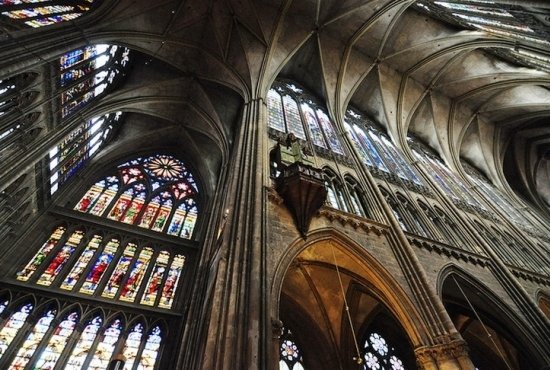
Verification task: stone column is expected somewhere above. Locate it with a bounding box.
[415,340,474,370]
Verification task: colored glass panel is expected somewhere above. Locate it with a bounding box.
[76,154,199,237]
[141,251,170,306]
[151,200,171,233]
[282,95,306,140]
[159,254,185,309]
[34,312,78,369]
[60,235,102,290]
[37,230,84,286]
[50,112,123,195]
[316,109,344,154]
[120,248,153,302]
[102,243,136,299]
[88,319,122,370]
[180,204,197,239]
[301,104,326,148]
[65,316,102,370]
[9,309,56,369]
[0,1,93,28]
[122,323,143,370]
[0,303,33,360]
[267,89,285,132]
[138,326,162,370]
[0,300,7,314]
[16,226,65,281]
[354,125,389,173]
[344,122,372,166]
[80,239,120,294]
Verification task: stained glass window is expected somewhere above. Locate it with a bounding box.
[10,308,56,369]
[267,80,345,156]
[59,45,130,118]
[122,323,143,370]
[408,136,483,211]
[0,303,33,360]
[0,1,95,28]
[345,108,422,186]
[65,316,102,369]
[16,226,65,281]
[15,226,186,310]
[49,112,123,195]
[279,334,306,370]
[88,319,122,369]
[138,326,162,370]
[34,311,79,369]
[80,238,120,294]
[36,229,85,286]
[75,154,200,239]
[461,160,543,234]
[362,332,405,370]
[0,302,166,370]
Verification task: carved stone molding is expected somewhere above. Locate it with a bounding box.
[415,340,471,369]
[318,207,388,236]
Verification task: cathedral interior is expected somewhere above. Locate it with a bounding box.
[0,0,549,369]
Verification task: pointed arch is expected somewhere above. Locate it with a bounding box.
[272,229,429,351]
[437,264,548,369]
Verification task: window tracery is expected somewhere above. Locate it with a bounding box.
[59,45,130,118]
[344,108,423,189]
[15,225,187,310]
[408,136,486,214]
[279,329,305,370]
[0,0,95,28]
[267,80,345,159]
[48,112,123,195]
[362,332,406,370]
[323,170,349,213]
[0,300,165,370]
[75,154,199,239]
[345,176,370,218]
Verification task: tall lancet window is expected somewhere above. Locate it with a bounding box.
[0,1,96,28]
[75,154,199,239]
[461,160,543,235]
[59,44,130,118]
[344,108,423,187]
[267,80,345,157]
[408,136,484,212]
[48,111,123,195]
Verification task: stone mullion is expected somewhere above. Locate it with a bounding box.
[336,119,460,345]
[410,161,550,362]
[200,98,264,370]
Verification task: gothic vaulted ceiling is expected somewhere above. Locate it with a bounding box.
[6,0,549,211]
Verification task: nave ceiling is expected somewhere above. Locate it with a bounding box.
[4,0,549,211]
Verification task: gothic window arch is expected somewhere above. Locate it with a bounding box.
[408,136,485,213]
[75,154,199,239]
[395,193,430,238]
[430,205,469,250]
[0,296,166,369]
[48,111,123,195]
[461,160,544,236]
[279,328,306,370]
[267,80,345,158]
[345,176,370,218]
[323,169,349,212]
[59,44,130,118]
[379,187,409,232]
[0,1,97,28]
[344,108,423,187]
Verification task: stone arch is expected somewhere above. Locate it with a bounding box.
[437,264,547,369]
[271,229,428,369]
